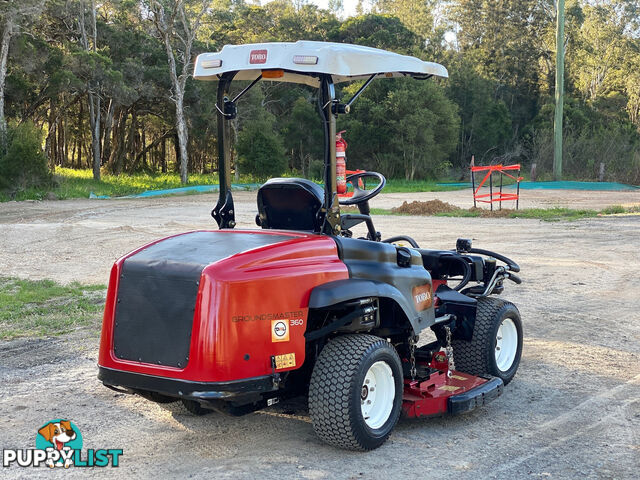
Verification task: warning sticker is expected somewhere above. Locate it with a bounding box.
[450,375,467,381]
[271,319,289,342]
[274,353,296,369]
[437,385,461,392]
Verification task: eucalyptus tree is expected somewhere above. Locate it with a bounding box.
[78,0,101,179]
[147,0,211,184]
[0,0,46,153]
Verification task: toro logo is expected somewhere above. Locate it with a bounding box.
[271,319,289,342]
[412,284,433,311]
[249,49,267,64]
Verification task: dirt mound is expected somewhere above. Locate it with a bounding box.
[392,199,458,215]
[391,201,518,217]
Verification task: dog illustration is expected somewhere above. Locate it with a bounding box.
[38,420,76,468]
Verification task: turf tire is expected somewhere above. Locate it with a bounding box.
[451,297,522,385]
[308,334,403,451]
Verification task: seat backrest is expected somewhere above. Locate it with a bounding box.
[257,178,324,231]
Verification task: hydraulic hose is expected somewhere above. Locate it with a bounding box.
[381,235,420,248]
[449,255,472,291]
[468,247,520,272]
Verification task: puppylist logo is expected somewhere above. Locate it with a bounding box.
[2,419,122,469]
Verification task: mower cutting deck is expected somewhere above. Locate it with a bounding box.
[402,351,503,418]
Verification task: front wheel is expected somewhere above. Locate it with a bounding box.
[451,298,523,385]
[308,334,403,451]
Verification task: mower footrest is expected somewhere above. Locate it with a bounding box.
[447,376,503,415]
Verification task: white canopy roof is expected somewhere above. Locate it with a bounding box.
[193,41,448,87]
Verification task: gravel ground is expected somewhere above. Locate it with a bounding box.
[1,188,639,479]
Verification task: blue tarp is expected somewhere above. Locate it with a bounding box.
[436,182,473,188]
[516,181,638,190]
[90,180,638,199]
[89,183,261,199]
[436,181,639,191]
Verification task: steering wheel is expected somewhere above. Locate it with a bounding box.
[338,171,386,206]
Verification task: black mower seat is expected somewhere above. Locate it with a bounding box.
[257,178,324,231]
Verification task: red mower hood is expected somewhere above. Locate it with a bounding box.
[98,230,348,382]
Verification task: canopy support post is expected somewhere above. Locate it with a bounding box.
[320,75,340,235]
[212,72,237,229]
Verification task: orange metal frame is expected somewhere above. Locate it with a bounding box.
[471,164,523,210]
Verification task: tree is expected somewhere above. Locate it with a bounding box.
[447,58,512,166]
[373,0,435,41]
[341,78,459,180]
[148,0,210,184]
[333,14,420,53]
[1,0,639,186]
[237,110,286,179]
[0,121,50,191]
[328,0,343,15]
[0,0,45,153]
[625,53,640,127]
[388,80,459,179]
[449,0,551,130]
[569,3,639,102]
[207,0,338,45]
[281,96,323,176]
[78,0,101,180]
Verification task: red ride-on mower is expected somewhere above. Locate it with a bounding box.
[98,41,523,451]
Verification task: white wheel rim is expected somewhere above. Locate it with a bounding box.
[361,361,395,429]
[495,317,518,372]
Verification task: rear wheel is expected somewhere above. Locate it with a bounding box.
[308,334,403,451]
[451,297,522,385]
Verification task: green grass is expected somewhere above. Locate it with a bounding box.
[365,205,639,221]
[382,179,461,193]
[601,205,627,215]
[435,207,601,221]
[0,168,463,202]
[0,277,106,340]
[0,168,233,201]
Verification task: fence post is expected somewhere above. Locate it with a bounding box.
[599,162,605,182]
[530,162,537,182]
[489,169,493,211]
[499,170,503,210]
[470,155,476,208]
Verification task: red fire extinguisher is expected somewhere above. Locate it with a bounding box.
[336,130,347,194]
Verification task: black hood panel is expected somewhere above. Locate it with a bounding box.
[112,231,294,368]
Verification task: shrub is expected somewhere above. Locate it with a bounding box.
[527,98,640,184]
[0,122,51,192]
[308,159,324,180]
[236,114,287,179]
